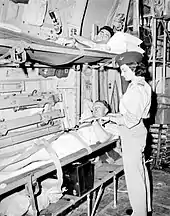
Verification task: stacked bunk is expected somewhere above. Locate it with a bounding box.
[0,27,123,216]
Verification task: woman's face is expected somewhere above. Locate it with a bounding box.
[120,64,135,81]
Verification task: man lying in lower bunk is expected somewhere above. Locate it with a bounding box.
[0,99,121,215]
[78,99,121,164]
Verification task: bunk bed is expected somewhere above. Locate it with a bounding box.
[0,95,122,216]
[0,27,115,66]
[0,27,124,216]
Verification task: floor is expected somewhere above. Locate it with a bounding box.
[67,168,170,216]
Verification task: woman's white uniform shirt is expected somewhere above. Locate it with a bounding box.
[119,76,151,128]
[119,76,152,216]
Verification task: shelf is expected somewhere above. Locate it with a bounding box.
[157,34,170,40]
[149,59,170,66]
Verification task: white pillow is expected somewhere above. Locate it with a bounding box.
[107,32,144,54]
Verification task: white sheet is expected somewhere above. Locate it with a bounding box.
[0,132,118,184]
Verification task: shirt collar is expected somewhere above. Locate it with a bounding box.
[131,76,145,86]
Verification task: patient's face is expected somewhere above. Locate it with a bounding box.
[95,29,111,43]
[92,102,107,117]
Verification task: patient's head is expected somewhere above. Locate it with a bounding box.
[92,100,110,118]
[94,26,114,43]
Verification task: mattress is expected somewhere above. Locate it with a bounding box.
[0,132,118,195]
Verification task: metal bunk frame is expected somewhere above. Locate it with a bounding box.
[0,90,123,215]
[0,48,124,216]
[0,137,123,216]
[0,26,125,215]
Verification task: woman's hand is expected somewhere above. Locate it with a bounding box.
[79,117,98,124]
[108,116,118,124]
[100,115,117,123]
[100,116,110,121]
[107,113,122,118]
[101,113,124,125]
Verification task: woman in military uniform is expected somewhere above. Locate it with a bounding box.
[102,51,152,216]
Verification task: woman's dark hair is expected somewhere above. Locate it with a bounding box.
[126,62,148,78]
